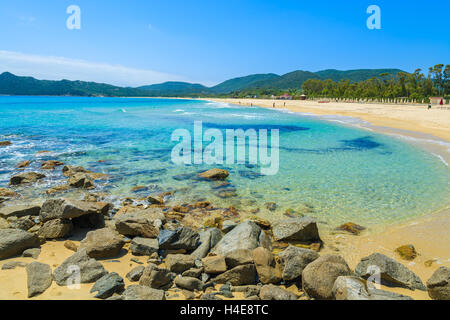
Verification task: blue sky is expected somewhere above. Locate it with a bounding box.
[0,0,448,86]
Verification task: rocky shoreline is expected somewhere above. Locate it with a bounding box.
[0,147,448,300]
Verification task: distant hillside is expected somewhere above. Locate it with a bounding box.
[0,68,406,97]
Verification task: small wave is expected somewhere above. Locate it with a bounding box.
[432,153,449,166]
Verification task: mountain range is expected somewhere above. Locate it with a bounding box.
[0,68,404,97]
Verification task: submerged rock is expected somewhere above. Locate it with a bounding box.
[79,228,125,259]
[16,160,31,168]
[198,169,229,180]
[0,229,40,259]
[355,253,426,291]
[0,141,12,147]
[41,160,64,170]
[272,217,321,243]
[395,244,418,261]
[426,266,450,300]
[335,222,366,235]
[26,262,53,298]
[10,172,45,185]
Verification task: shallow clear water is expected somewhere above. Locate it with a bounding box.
[0,96,449,230]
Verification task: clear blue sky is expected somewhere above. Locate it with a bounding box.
[0,0,448,86]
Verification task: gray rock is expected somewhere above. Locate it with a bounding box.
[174,276,204,291]
[213,264,257,286]
[10,172,45,185]
[90,272,125,299]
[0,228,40,259]
[191,228,222,259]
[2,260,28,270]
[182,267,203,279]
[165,254,195,273]
[200,293,223,300]
[9,216,35,231]
[26,262,52,298]
[38,219,73,239]
[0,205,41,218]
[39,198,109,222]
[115,214,160,239]
[426,266,450,300]
[0,217,9,230]
[259,284,298,300]
[158,227,200,251]
[126,266,145,282]
[202,255,227,274]
[222,220,237,233]
[68,173,94,189]
[278,245,319,281]
[139,265,173,289]
[332,276,413,300]
[122,285,166,300]
[79,228,124,259]
[302,254,352,300]
[212,221,271,256]
[53,248,107,286]
[23,248,41,259]
[224,249,254,269]
[272,217,321,242]
[253,247,282,284]
[355,253,426,291]
[130,237,159,256]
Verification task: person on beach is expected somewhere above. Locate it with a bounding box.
[273,103,275,108]
[428,104,432,110]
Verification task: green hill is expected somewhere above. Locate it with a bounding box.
[138,81,209,96]
[210,73,280,94]
[315,69,404,82]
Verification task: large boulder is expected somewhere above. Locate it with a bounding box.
[0,229,40,259]
[272,217,320,242]
[191,228,222,259]
[0,204,41,218]
[212,221,271,256]
[302,254,352,300]
[122,285,166,300]
[224,249,254,269]
[26,262,53,298]
[115,215,160,238]
[355,253,426,291]
[426,266,450,300]
[10,172,45,185]
[278,245,319,281]
[38,219,73,239]
[259,284,298,300]
[79,228,125,259]
[213,264,257,286]
[139,265,173,289]
[158,227,200,251]
[198,169,229,180]
[253,247,282,284]
[130,237,159,256]
[90,272,125,299]
[40,199,109,222]
[53,248,107,286]
[165,254,195,274]
[332,276,413,300]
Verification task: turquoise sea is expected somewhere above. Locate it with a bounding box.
[0,96,449,231]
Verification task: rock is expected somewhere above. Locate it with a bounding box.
[200,293,223,300]
[259,284,298,300]
[68,173,94,189]
[355,253,426,291]
[62,165,90,177]
[126,266,145,282]
[0,218,9,230]
[426,266,450,300]
[252,247,282,284]
[165,254,195,273]
[90,272,125,299]
[212,221,271,257]
[272,217,321,242]
[122,285,166,300]
[278,245,319,281]
[139,265,173,289]
[79,228,125,259]
[23,248,41,259]
[10,172,45,185]
[0,188,19,198]
[53,248,107,286]
[198,169,229,180]
[16,160,31,168]
[115,210,163,238]
[0,228,40,259]
[41,160,64,170]
[182,267,203,279]
[222,220,237,233]
[9,216,35,231]
[335,222,366,235]
[158,227,200,251]
[395,244,418,261]
[64,240,78,252]
[224,249,254,269]
[264,202,277,211]
[38,219,73,239]
[191,228,222,259]
[302,254,352,300]
[40,198,109,222]
[174,276,204,291]
[0,205,41,218]
[213,264,257,286]
[2,261,28,270]
[130,237,159,256]
[26,262,52,298]
[46,185,70,195]
[332,276,413,300]
[202,255,227,274]
[0,141,12,147]
[146,196,164,205]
